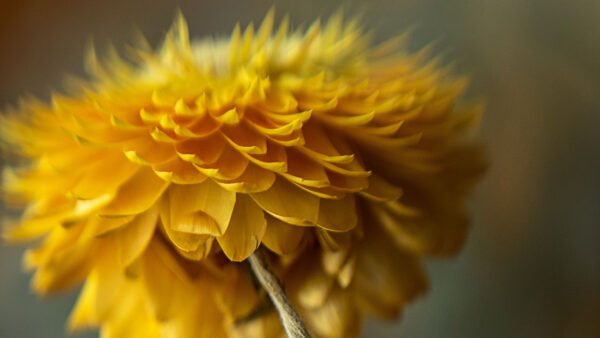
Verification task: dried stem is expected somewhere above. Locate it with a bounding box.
[247,248,312,338]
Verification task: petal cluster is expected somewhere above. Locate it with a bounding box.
[1,11,485,338]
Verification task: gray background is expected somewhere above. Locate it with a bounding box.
[1,0,599,337]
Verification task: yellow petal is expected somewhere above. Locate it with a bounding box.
[176,113,220,137]
[68,272,99,330]
[221,122,267,154]
[251,177,319,226]
[162,224,214,260]
[261,215,305,255]
[175,134,226,165]
[161,278,228,338]
[152,156,207,184]
[316,194,357,232]
[29,242,96,294]
[327,171,369,193]
[337,253,356,288]
[266,128,305,147]
[282,149,330,188]
[92,215,134,236]
[316,229,352,251]
[141,237,190,321]
[288,254,334,309]
[213,265,261,321]
[101,168,169,216]
[353,227,428,319]
[70,153,138,199]
[373,200,467,256]
[217,194,266,262]
[359,174,403,201]
[214,163,275,193]
[159,197,214,259]
[123,137,176,165]
[321,248,349,276]
[168,180,236,236]
[116,206,158,267]
[245,140,288,172]
[229,309,283,338]
[194,145,250,180]
[303,288,362,338]
[214,107,240,125]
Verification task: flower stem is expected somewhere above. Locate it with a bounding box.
[247,248,312,338]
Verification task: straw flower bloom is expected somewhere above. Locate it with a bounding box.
[1,10,485,338]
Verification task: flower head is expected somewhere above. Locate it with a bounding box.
[1,10,485,338]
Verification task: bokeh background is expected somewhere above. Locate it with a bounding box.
[1,0,598,337]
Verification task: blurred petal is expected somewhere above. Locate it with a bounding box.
[217,195,267,261]
[251,177,319,225]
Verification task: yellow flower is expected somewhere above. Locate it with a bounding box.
[1,10,485,338]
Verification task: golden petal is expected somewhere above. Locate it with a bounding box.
[174,113,220,138]
[217,194,266,262]
[303,287,362,338]
[316,194,357,232]
[316,110,375,127]
[316,229,352,251]
[213,265,261,321]
[321,248,349,276]
[4,210,68,241]
[168,180,236,236]
[70,153,139,199]
[359,174,403,201]
[116,206,158,268]
[141,238,190,321]
[263,108,311,124]
[194,145,250,180]
[214,107,240,125]
[139,108,165,124]
[299,121,354,163]
[171,211,222,237]
[373,200,468,256]
[68,272,99,330]
[298,95,338,112]
[100,168,169,216]
[327,171,369,193]
[371,105,424,125]
[28,228,97,294]
[150,127,184,143]
[290,259,335,309]
[220,121,267,154]
[162,224,214,259]
[281,149,330,188]
[357,120,404,136]
[245,140,288,172]
[152,156,208,185]
[229,310,283,338]
[214,163,275,193]
[161,278,228,338]
[352,227,428,319]
[292,183,346,199]
[159,197,214,258]
[84,248,126,322]
[92,215,135,236]
[261,215,305,255]
[250,177,319,226]
[122,136,176,165]
[175,134,226,165]
[174,98,198,117]
[336,253,356,288]
[265,128,305,147]
[351,131,423,149]
[245,110,303,136]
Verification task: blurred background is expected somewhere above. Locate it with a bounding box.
[1,0,598,337]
